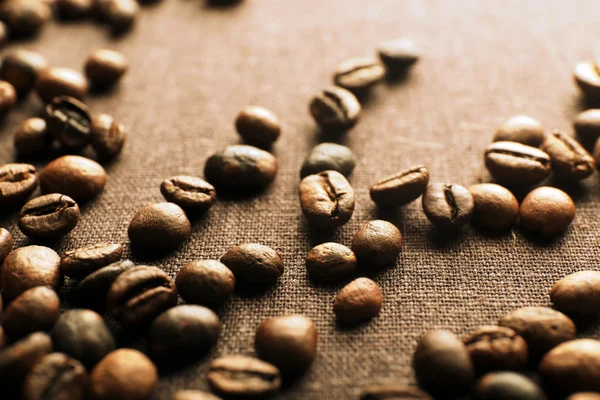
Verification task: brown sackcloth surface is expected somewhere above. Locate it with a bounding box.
[1,0,600,398]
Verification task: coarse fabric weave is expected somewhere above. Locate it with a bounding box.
[1,0,600,398]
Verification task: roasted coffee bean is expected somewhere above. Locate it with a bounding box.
[485,141,551,185]
[90,114,127,158]
[23,352,87,400]
[299,170,355,229]
[0,163,38,206]
[360,385,432,400]
[306,242,357,282]
[0,0,51,36]
[14,118,51,156]
[499,306,576,358]
[594,137,600,169]
[107,265,178,327]
[464,325,528,373]
[541,130,595,180]
[539,339,600,395]
[89,349,157,400]
[300,142,356,178]
[333,57,385,92]
[0,22,7,47]
[172,391,223,400]
[61,243,123,280]
[0,80,16,116]
[0,332,53,385]
[105,0,139,32]
[0,50,48,97]
[74,260,134,310]
[422,183,474,229]
[51,309,115,369]
[44,96,92,150]
[36,67,88,104]
[18,193,81,240]
[370,165,429,206]
[160,176,216,212]
[493,115,545,147]
[208,355,281,397]
[574,61,600,98]
[255,314,317,373]
[377,38,420,71]
[413,330,475,397]
[333,278,383,324]
[56,0,93,18]
[0,327,5,349]
[519,187,575,236]
[550,271,600,317]
[148,305,221,365]
[1,245,61,301]
[204,145,278,191]
[128,202,191,250]
[0,228,13,264]
[567,394,600,400]
[220,243,283,287]
[351,220,402,268]
[468,183,519,230]
[574,109,600,142]
[1,287,60,339]
[175,260,235,307]
[235,106,281,148]
[85,49,128,87]
[473,372,546,400]
[309,86,361,130]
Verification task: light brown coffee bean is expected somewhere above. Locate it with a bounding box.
[468,183,519,230]
[574,61,600,98]
[493,115,545,147]
[333,278,383,324]
[370,165,429,206]
[333,57,385,92]
[550,271,600,317]
[519,187,575,237]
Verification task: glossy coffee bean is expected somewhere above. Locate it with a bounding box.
[1,287,60,339]
[220,243,283,287]
[18,193,80,240]
[305,242,357,282]
[333,278,383,324]
[370,165,429,206]
[377,38,420,71]
[0,332,53,385]
[14,118,51,156]
[333,57,385,92]
[107,265,178,327]
[485,141,551,185]
[539,339,600,395]
[493,115,545,147]
[44,96,92,150]
[235,106,281,148]
[90,349,158,400]
[0,21,6,46]
[468,183,519,230]
[1,245,61,301]
[0,228,13,264]
[499,306,576,358]
[172,391,223,400]
[360,385,432,400]
[574,109,600,142]
[36,67,88,104]
[300,142,356,178]
[464,325,528,373]
[61,243,123,280]
[128,202,191,251]
[412,330,475,397]
[160,176,216,211]
[351,220,402,268]
[567,394,600,400]
[85,49,128,87]
[175,260,235,307]
[0,163,38,206]
[39,157,106,206]
[90,114,127,158]
[51,309,115,369]
[0,50,48,97]
[422,183,474,229]
[0,80,16,116]
[56,0,93,18]
[148,305,221,365]
[519,187,575,236]
[309,86,361,130]
[550,271,600,317]
[0,0,51,36]
[542,130,595,180]
[255,314,317,373]
[208,355,281,397]
[23,353,87,400]
[299,170,355,229]
[74,260,134,310]
[574,61,600,98]
[105,0,139,32]
[473,372,546,400]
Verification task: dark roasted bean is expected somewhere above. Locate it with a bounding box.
[90,114,127,159]
[18,193,80,240]
[493,115,545,147]
[473,372,546,400]
[220,243,283,287]
[175,260,235,307]
[360,385,433,400]
[0,80,16,116]
[0,0,51,36]
[235,106,281,148]
[351,220,402,268]
[0,332,53,385]
[85,49,128,87]
[61,243,123,280]
[44,96,92,150]
[160,176,216,211]
[299,170,355,229]
[370,165,429,206]
[0,50,48,97]
[14,118,51,156]
[464,325,528,373]
[333,278,383,324]
[550,271,600,317]
[519,187,575,236]
[333,57,385,91]
[485,141,551,185]
[306,242,357,282]
[468,183,519,230]
[1,287,60,339]
[574,61,600,98]
[309,86,361,130]
[208,355,281,397]
[74,260,134,310]
[0,163,38,206]
[56,0,93,18]
[128,202,191,250]
[422,183,474,229]
[377,38,421,71]
[23,353,88,400]
[300,142,356,178]
[542,130,595,180]
[36,67,88,104]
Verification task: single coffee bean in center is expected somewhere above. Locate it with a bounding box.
[333,278,383,324]
[0,0,51,36]
[485,141,551,185]
[305,242,357,282]
[22,352,88,400]
[18,193,81,240]
[84,49,128,87]
[160,175,216,212]
[128,202,191,251]
[351,220,402,268]
[61,242,123,280]
[36,67,88,104]
[220,243,283,287]
[0,163,38,206]
[333,57,385,92]
[309,86,361,131]
[299,170,355,229]
[519,187,575,236]
[370,165,429,206]
[468,183,519,230]
[550,271,600,317]
[90,114,127,159]
[377,38,421,71]
[175,260,235,307]
[422,183,474,229]
[463,325,528,373]
[207,355,281,397]
[235,106,281,148]
[493,115,545,147]
[300,142,356,178]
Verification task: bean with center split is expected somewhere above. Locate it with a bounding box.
[422,183,474,229]
[161,175,216,211]
[208,355,281,397]
[299,170,355,229]
[0,163,38,206]
[18,193,80,240]
[485,141,551,185]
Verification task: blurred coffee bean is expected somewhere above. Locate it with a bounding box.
[574,61,600,98]
[56,0,93,18]
[235,106,281,148]
[377,38,420,71]
[74,260,134,310]
[0,50,48,97]
[464,325,528,373]
[0,80,16,116]
[105,0,139,33]
[574,109,600,142]
[473,371,546,400]
[85,49,128,87]
[300,143,356,178]
[0,332,53,385]
[90,114,127,158]
[23,353,87,400]
[14,118,51,156]
[493,115,545,147]
[0,163,38,206]
[208,355,281,397]
[550,271,600,317]
[333,57,385,92]
[36,67,88,104]
[309,86,360,130]
[0,0,51,36]
[1,287,60,339]
[0,228,13,264]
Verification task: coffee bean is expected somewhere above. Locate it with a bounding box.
[0,327,5,349]
[74,260,134,310]
[0,332,53,385]
[61,243,123,280]
[160,176,216,212]
[333,57,385,92]
[51,309,116,369]
[370,165,429,206]
[18,193,81,240]
[360,385,432,400]
[1,245,61,302]
[519,187,575,236]
[36,67,88,104]
[473,372,546,400]
[412,330,475,397]
[422,183,474,229]
[235,106,281,148]
[464,325,528,373]
[1,287,60,339]
[128,202,191,250]
[107,265,178,327]
[468,183,519,230]
[0,163,38,206]
[173,391,223,400]
[498,306,576,358]
[305,242,357,282]
[0,0,51,36]
[309,86,361,130]
[175,260,235,307]
[377,38,420,71]
[550,271,600,317]
[299,170,355,229]
[574,61,600,98]
[105,0,139,32]
[485,141,551,185]
[568,394,600,400]
[300,142,356,178]
[44,96,92,150]
[208,355,281,397]
[0,80,16,116]
[90,113,127,158]
[148,305,221,365]
[85,49,128,87]
[351,220,402,268]
[90,349,157,400]
[574,109,600,142]
[539,339,600,395]
[255,314,317,373]
[0,22,7,47]
[14,118,51,156]
[333,278,383,324]
[0,228,13,264]
[23,352,87,400]
[541,130,595,180]
[56,0,93,18]
[493,116,545,147]
[220,243,283,287]
[204,145,278,191]
[0,50,48,97]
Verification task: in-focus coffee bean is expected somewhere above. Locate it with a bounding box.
[370,165,429,206]
[175,260,235,307]
[468,183,519,230]
[541,130,595,180]
[300,142,356,178]
[61,243,123,280]
[573,61,600,98]
[44,96,92,150]
[0,332,53,385]
[485,141,551,185]
[173,391,223,400]
[220,243,283,287]
[14,118,51,156]
[18,193,81,240]
[56,0,93,18]
[235,106,281,148]
[422,183,474,229]
[0,0,51,36]
[90,113,127,158]
[160,175,216,212]
[306,242,357,282]
[333,278,383,324]
[550,271,600,317]
[0,228,13,264]
[464,325,528,373]
[208,355,281,397]
[299,170,355,229]
[128,202,191,250]
[351,220,402,268]
[74,260,134,310]
[1,287,60,339]
[0,163,38,206]
[84,49,128,87]
[309,86,361,130]
[0,80,16,116]
[360,385,432,400]
[519,187,575,236]
[574,109,600,142]
[0,50,48,96]
[23,352,88,400]
[377,38,420,71]
[36,67,88,103]
[333,57,385,92]
[473,371,546,400]
[493,115,545,147]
